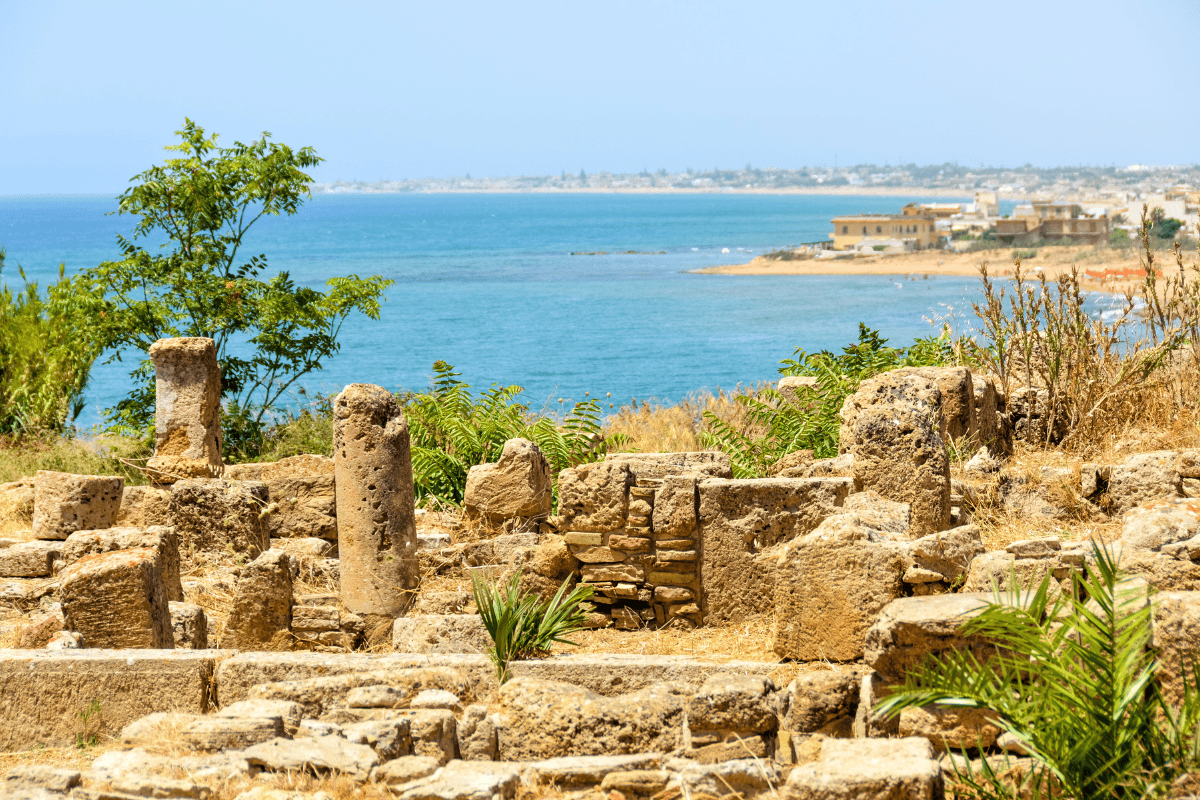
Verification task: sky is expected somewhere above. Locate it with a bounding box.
[1,0,1197,194]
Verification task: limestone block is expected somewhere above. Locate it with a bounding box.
[32,471,124,540]
[3,766,81,795]
[892,366,977,444]
[0,540,60,577]
[960,551,1061,595]
[405,708,458,763]
[393,615,490,654]
[61,526,182,602]
[247,667,472,718]
[899,705,1001,752]
[242,735,379,781]
[972,373,1009,455]
[398,760,523,800]
[529,755,662,788]
[604,451,733,481]
[686,673,777,736]
[774,449,816,477]
[457,704,499,761]
[783,738,943,800]
[843,490,911,537]
[412,590,473,616]
[910,525,984,583]
[334,384,420,619]
[555,461,633,533]
[849,383,951,536]
[495,678,688,760]
[780,668,866,737]
[16,611,64,648]
[653,475,699,538]
[170,601,208,649]
[227,455,337,540]
[698,477,851,625]
[168,479,270,562]
[116,484,172,528]
[1122,497,1200,551]
[1151,591,1200,708]
[218,549,293,651]
[838,372,942,454]
[0,650,217,750]
[59,547,174,649]
[376,756,441,786]
[863,594,995,684]
[808,452,854,478]
[464,438,552,524]
[1107,451,1183,515]
[122,711,283,751]
[146,337,223,483]
[518,535,580,602]
[674,758,783,797]
[769,514,911,661]
[343,718,413,760]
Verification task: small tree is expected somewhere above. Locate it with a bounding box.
[87,120,392,457]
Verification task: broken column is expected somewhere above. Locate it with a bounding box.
[146,337,223,483]
[333,383,419,621]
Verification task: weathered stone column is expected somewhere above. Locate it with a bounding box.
[333,383,419,621]
[146,337,223,483]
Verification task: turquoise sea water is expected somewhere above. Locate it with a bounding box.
[2,192,1019,427]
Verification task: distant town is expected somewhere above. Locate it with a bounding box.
[311,162,1200,204]
[311,163,1200,254]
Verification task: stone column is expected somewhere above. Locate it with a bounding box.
[146,337,223,483]
[333,383,419,620]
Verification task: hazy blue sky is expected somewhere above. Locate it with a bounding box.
[1,0,1196,193]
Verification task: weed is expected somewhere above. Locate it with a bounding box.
[471,570,594,683]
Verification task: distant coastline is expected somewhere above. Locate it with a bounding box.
[311,185,1001,200]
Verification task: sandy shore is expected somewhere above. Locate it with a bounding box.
[692,244,1178,295]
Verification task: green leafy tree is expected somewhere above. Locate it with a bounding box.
[0,249,106,435]
[86,120,392,457]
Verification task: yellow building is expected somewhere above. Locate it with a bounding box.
[830,214,939,250]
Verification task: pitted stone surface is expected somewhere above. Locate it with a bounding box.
[146,337,223,483]
[334,384,419,618]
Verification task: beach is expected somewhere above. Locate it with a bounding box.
[692,244,1172,295]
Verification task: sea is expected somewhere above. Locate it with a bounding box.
[2,192,1022,428]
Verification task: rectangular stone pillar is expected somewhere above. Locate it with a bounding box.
[146,337,223,483]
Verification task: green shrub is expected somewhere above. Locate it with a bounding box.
[471,571,594,683]
[878,544,1200,800]
[700,324,973,477]
[0,251,105,435]
[1109,228,1133,247]
[404,361,622,507]
[1011,249,1038,260]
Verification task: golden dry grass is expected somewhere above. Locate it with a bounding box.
[604,386,768,455]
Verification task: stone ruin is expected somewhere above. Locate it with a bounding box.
[9,338,1200,798]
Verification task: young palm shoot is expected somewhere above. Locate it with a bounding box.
[471,570,594,684]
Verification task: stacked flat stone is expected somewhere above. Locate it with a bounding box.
[559,454,727,630]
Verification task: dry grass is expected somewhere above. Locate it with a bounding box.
[604,386,768,455]
[0,433,149,487]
